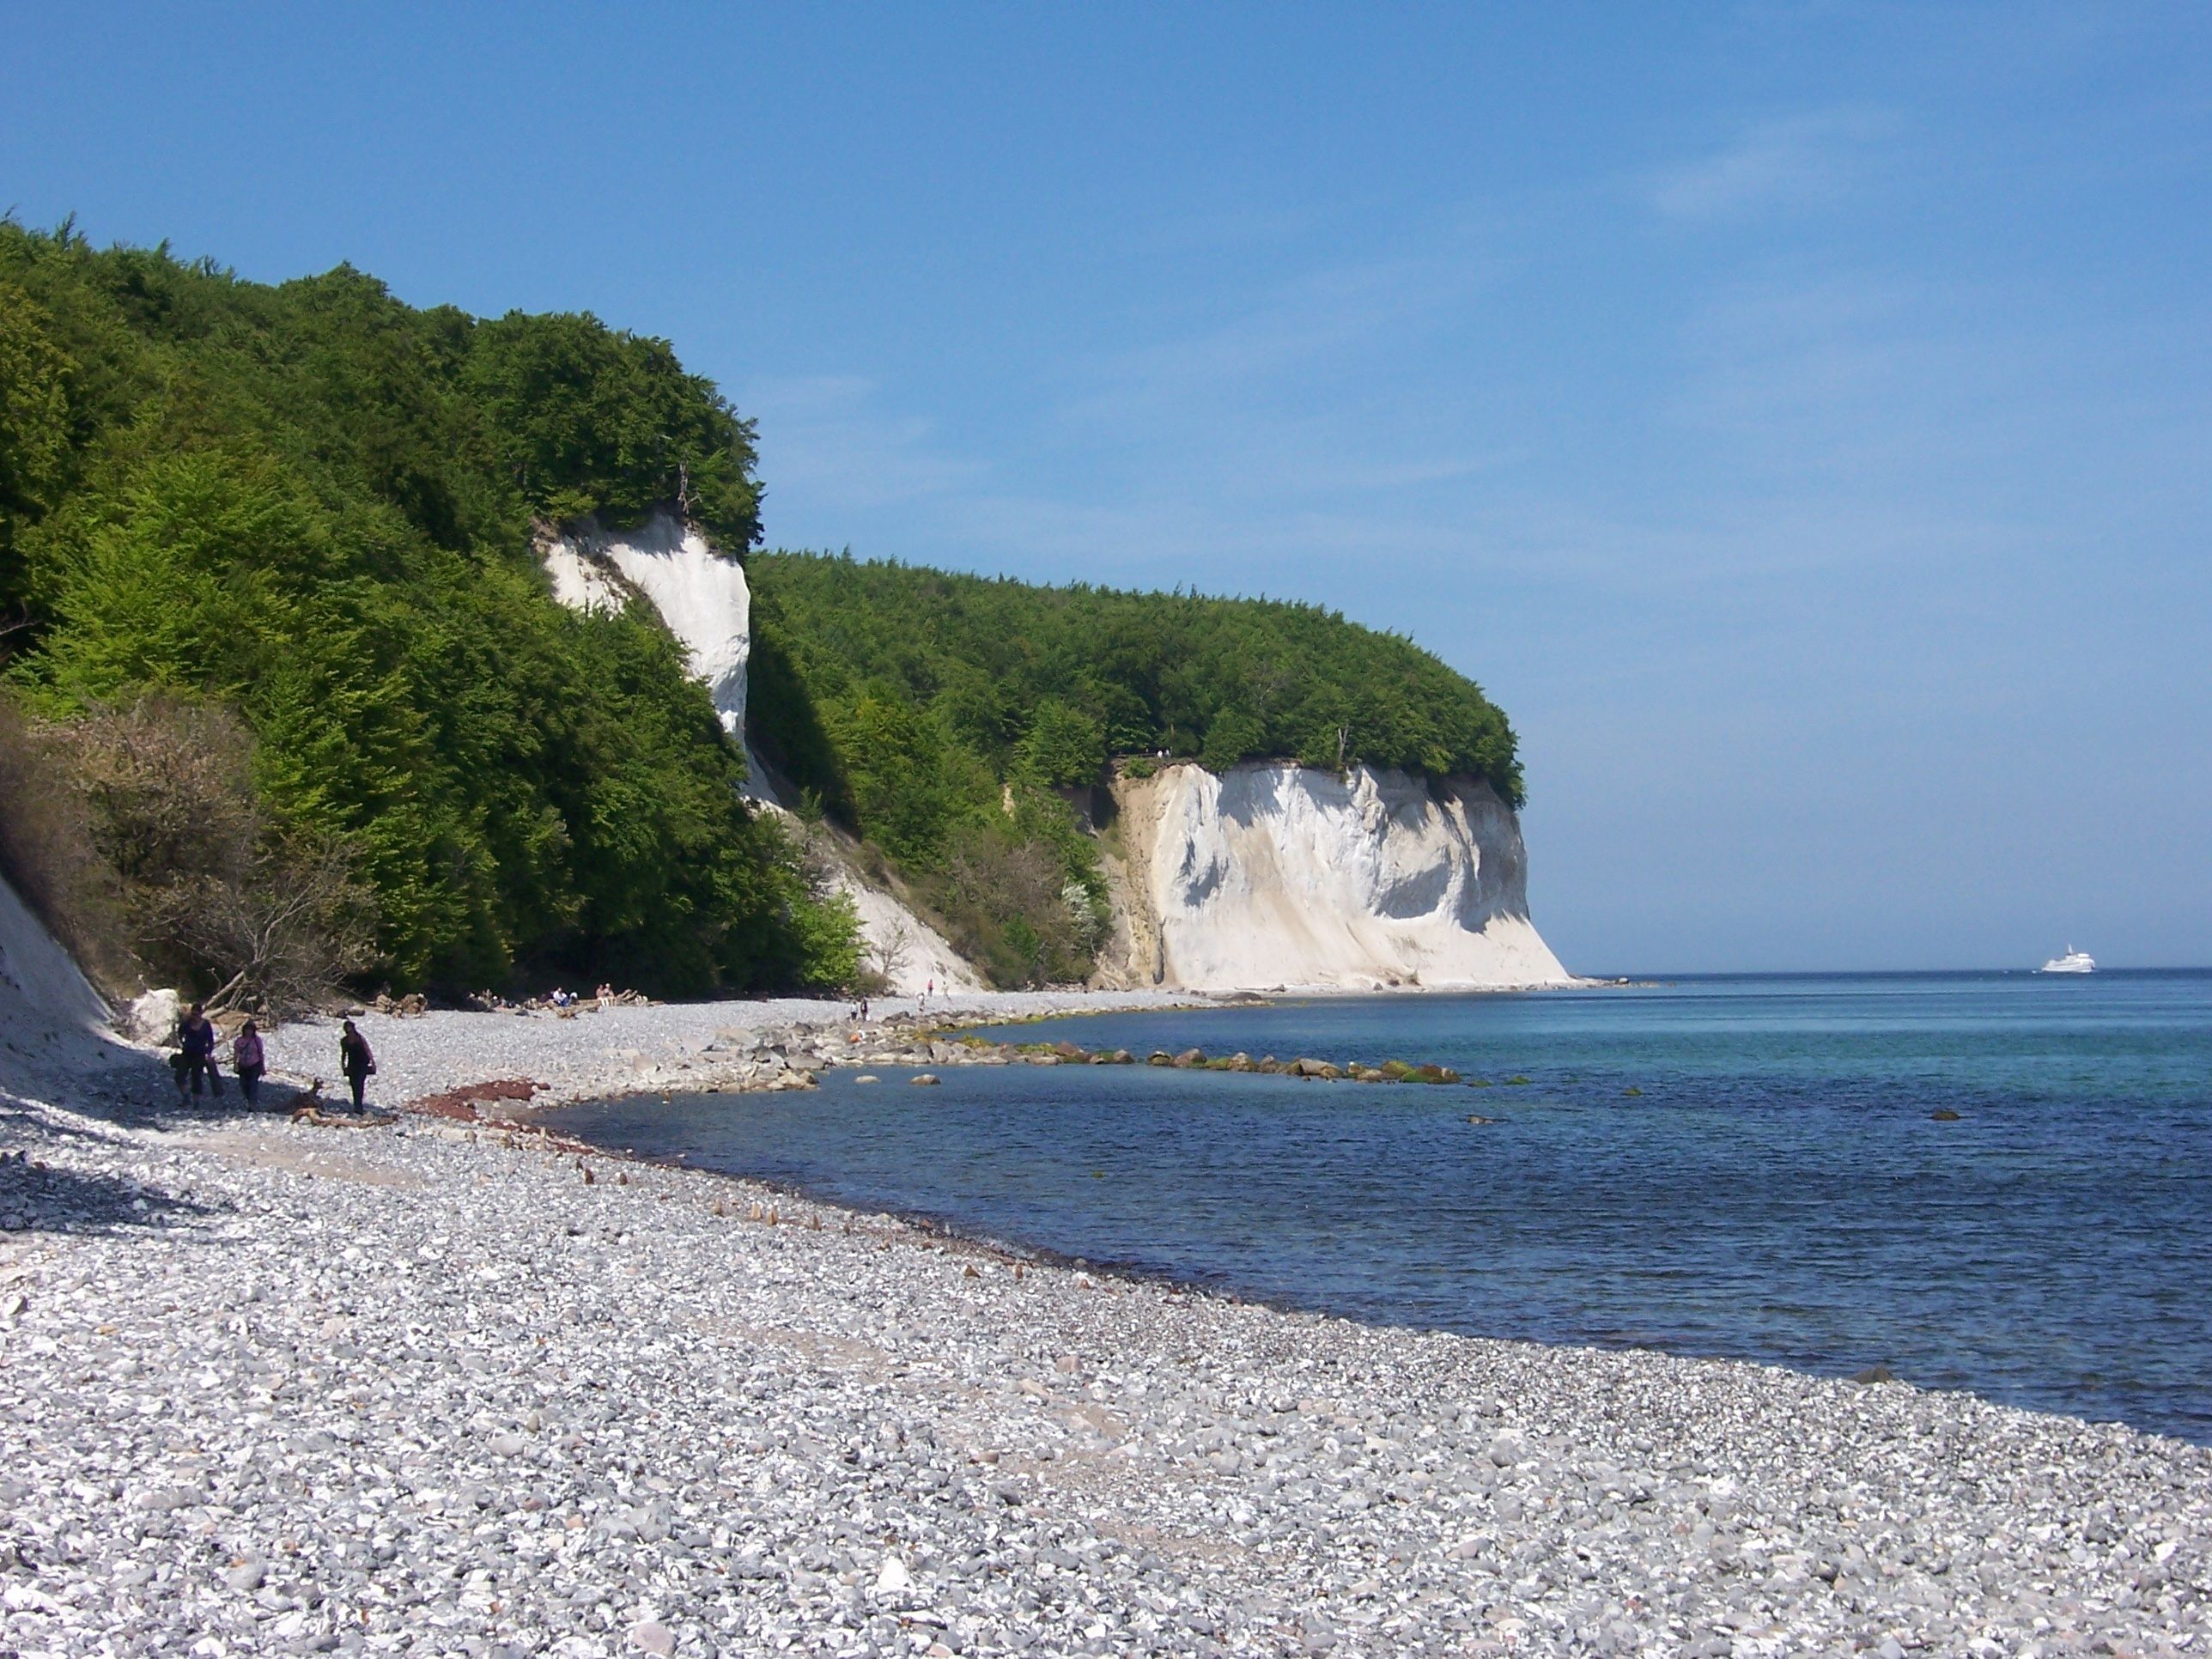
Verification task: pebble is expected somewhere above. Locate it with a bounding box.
[0,996,2207,1656]
[257,989,1199,1114]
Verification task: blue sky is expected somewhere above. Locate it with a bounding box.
[6,3,2208,970]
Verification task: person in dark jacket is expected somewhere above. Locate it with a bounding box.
[232,1019,266,1106]
[337,1019,375,1111]
[177,1003,222,1099]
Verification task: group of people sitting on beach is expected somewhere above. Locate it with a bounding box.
[169,1003,378,1112]
[546,983,620,1011]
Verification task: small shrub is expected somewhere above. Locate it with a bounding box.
[44,695,375,1014]
[928,823,1093,988]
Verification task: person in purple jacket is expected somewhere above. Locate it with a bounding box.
[231,1018,266,1106]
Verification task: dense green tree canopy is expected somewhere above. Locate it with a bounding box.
[0,221,1528,998]
[0,222,847,997]
[749,550,1523,812]
[744,551,1522,988]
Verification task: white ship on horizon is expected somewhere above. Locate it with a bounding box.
[2039,946,2095,975]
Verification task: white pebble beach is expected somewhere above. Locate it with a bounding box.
[2,994,2208,1657]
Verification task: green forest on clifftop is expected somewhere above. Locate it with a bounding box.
[0,223,1526,999]
[0,221,855,1001]
[747,552,1522,986]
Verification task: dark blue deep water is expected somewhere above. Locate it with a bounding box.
[547,972,2212,1442]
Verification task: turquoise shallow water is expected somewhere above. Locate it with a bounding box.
[547,971,2212,1443]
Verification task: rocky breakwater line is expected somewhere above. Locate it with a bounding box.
[250,993,1200,1122]
[368,1012,1628,1147]
[3,1082,2209,1657]
[672,1022,1480,1098]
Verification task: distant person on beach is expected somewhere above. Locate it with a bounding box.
[231,1019,265,1106]
[337,1019,376,1111]
[177,1003,222,1099]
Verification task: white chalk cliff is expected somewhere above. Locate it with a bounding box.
[539,512,976,993]
[542,515,1562,995]
[540,511,779,803]
[1098,761,1571,992]
[0,872,131,1103]
[815,843,981,997]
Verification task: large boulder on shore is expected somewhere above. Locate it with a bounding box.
[124,988,181,1046]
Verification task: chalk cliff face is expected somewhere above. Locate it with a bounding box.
[817,848,982,997]
[539,513,975,994]
[1099,762,1570,992]
[0,873,126,1102]
[542,520,1563,994]
[541,511,772,799]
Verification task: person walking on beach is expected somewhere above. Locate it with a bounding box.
[231,1018,265,1106]
[337,1019,376,1112]
[177,1002,222,1100]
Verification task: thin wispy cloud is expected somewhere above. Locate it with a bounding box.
[744,373,987,522]
[1066,240,1504,422]
[748,224,1525,570]
[1649,108,1901,220]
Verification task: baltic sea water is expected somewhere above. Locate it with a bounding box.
[547,971,2212,1442]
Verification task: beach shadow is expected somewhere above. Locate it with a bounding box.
[0,1039,313,1235]
[0,1153,213,1235]
[11,1036,315,1135]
